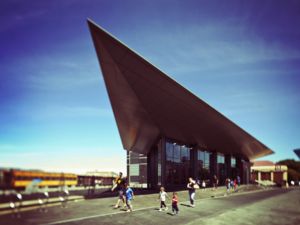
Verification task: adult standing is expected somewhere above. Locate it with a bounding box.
[212,175,219,190]
[187,177,197,207]
[111,172,126,209]
[237,175,241,186]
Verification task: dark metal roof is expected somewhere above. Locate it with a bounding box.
[294,149,300,159]
[88,19,274,160]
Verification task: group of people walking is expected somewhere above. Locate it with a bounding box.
[155,177,199,215]
[111,173,198,215]
[225,176,240,193]
[111,173,240,215]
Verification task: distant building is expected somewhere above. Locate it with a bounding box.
[251,161,288,185]
[77,171,118,187]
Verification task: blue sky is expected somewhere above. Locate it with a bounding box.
[0,0,300,173]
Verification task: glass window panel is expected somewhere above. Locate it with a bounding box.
[166,142,173,161]
[129,164,139,176]
[181,146,190,162]
[174,145,180,163]
[217,154,225,164]
[231,157,236,168]
[204,152,210,169]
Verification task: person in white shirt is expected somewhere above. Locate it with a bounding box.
[202,180,206,192]
[158,186,169,211]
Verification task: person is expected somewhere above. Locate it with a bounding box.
[196,178,201,187]
[233,179,237,192]
[124,183,134,212]
[237,175,241,186]
[187,177,197,207]
[158,186,169,211]
[201,180,206,192]
[225,178,230,195]
[111,172,126,209]
[172,192,179,215]
[230,179,234,190]
[212,175,219,190]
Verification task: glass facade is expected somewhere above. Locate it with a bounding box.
[231,157,236,168]
[128,138,248,188]
[231,156,237,178]
[197,150,210,180]
[217,153,226,183]
[165,141,190,186]
[127,151,147,187]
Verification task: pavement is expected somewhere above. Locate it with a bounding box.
[0,186,299,225]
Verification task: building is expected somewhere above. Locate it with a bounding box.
[87,20,274,189]
[251,161,288,185]
[77,171,118,187]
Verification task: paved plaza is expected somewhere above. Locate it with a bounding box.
[0,187,299,225]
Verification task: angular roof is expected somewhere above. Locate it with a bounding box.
[294,149,300,159]
[87,19,274,160]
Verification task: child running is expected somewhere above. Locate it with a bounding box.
[158,186,169,211]
[124,183,134,212]
[172,192,179,215]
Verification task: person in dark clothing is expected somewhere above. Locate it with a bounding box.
[187,177,197,207]
[212,175,219,190]
[111,172,126,209]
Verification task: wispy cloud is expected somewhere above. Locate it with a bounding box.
[4,104,113,121]
[0,9,47,32]
[21,54,101,91]
[34,105,112,119]
[131,23,300,76]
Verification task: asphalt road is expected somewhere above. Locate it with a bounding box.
[0,187,299,225]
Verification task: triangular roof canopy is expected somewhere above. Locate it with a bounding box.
[88,19,273,160]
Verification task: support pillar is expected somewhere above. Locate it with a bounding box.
[271,172,274,182]
[159,137,166,188]
[190,147,198,179]
[225,155,231,179]
[210,152,217,180]
[258,171,261,182]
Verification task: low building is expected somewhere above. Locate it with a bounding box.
[251,161,288,185]
[77,171,118,187]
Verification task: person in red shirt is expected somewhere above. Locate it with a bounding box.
[233,179,238,192]
[172,192,179,215]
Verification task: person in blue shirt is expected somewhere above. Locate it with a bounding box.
[124,183,134,212]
